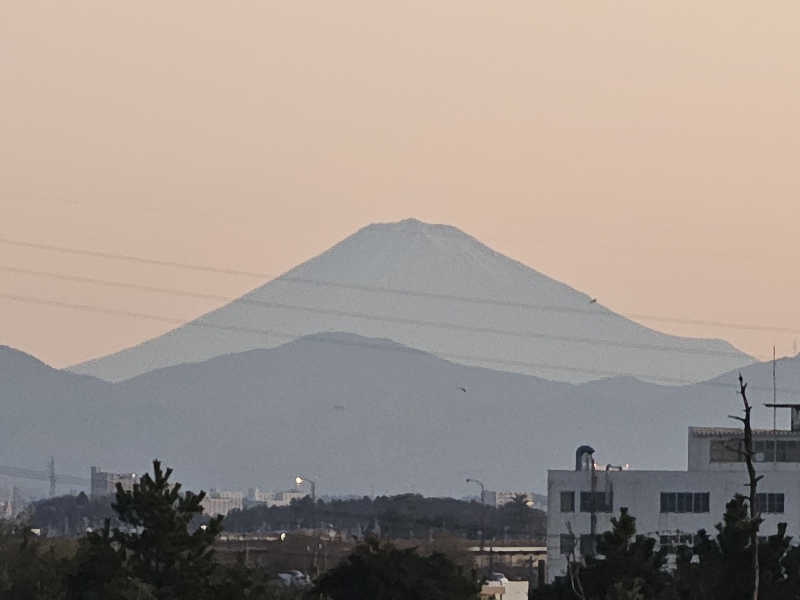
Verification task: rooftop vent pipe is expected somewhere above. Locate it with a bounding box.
[576,445,595,471]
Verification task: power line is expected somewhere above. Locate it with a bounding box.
[0,266,748,359]
[0,464,89,486]
[1,236,797,336]
[0,237,267,278]
[282,276,800,337]
[1,291,798,395]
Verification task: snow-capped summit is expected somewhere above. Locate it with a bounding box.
[71,219,751,383]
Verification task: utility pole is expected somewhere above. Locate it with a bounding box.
[527,555,534,600]
[466,478,487,553]
[589,458,597,556]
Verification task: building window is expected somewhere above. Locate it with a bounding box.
[660,492,676,513]
[676,493,693,513]
[580,491,613,513]
[755,493,784,514]
[560,491,575,513]
[560,533,575,555]
[710,439,742,462]
[660,492,710,513]
[693,492,710,513]
[712,439,800,463]
[580,534,596,557]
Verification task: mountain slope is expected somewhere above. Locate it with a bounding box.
[70,219,751,384]
[4,337,793,496]
[0,347,164,481]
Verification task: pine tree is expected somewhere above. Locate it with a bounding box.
[68,460,223,600]
[581,508,669,599]
[673,495,796,600]
[111,460,222,598]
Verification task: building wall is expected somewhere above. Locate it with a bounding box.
[546,468,800,582]
[202,493,244,517]
[244,488,306,508]
[470,547,546,570]
[688,428,800,473]
[90,467,138,498]
[271,490,306,506]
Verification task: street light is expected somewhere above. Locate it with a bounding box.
[295,475,316,502]
[466,478,486,552]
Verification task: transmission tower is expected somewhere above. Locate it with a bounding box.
[48,457,56,497]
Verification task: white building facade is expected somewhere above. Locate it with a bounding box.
[201,489,244,517]
[546,412,800,583]
[244,487,307,509]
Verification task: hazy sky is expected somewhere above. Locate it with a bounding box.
[1,1,798,368]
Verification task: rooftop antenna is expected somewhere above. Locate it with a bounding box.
[773,346,777,466]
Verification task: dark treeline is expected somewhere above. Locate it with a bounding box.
[29,492,115,536]
[223,493,545,543]
[31,490,546,543]
[1,461,480,600]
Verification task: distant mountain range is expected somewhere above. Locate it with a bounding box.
[2,335,796,497]
[70,218,752,384]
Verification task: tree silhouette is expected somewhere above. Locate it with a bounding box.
[312,536,479,600]
[69,460,222,600]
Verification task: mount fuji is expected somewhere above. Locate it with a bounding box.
[70,219,751,383]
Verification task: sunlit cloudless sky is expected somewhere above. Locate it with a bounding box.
[1,1,798,367]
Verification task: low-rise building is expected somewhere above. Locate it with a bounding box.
[202,489,244,517]
[244,487,306,509]
[271,489,306,506]
[546,406,800,583]
[90,467,138,499]
[469,545,547,571]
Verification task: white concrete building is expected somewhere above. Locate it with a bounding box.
[201,489,244,517]
[546,406,800,583]
[244,487,306,508]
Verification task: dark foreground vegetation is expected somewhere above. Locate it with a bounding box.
[13,483,800,600]
[11,459,800,597]
[1,461,480,599]
[535,498,800,600]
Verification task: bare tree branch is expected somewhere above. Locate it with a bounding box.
[565,522,586,600]
[731,373,762,600]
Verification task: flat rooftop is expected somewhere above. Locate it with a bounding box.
[690,426,800,437]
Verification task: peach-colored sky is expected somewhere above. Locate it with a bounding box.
[1,1,798,368]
